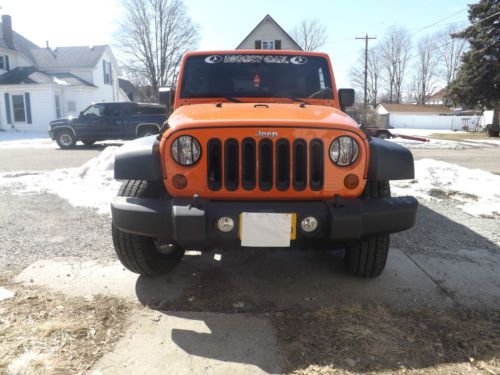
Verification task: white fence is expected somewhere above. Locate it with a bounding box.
[389,114,480,130]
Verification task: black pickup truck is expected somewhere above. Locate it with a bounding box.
[48,102,166,149]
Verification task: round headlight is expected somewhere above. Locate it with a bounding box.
[171,136,201,166]
[329,136,359,166]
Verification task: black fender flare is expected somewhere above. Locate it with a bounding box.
[53,126,77,138]
[114,136,163,180]
[368,138,415,180]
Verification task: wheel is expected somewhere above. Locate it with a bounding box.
[137,127,158,137]
[377,132,389,139]
[56,129,76,149]
[112,180,185,276]
[82,140,95,146]
[344,181,391,278]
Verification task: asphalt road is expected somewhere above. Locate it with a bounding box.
[411,147,500,174]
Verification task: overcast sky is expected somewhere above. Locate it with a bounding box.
[1,0,470,87]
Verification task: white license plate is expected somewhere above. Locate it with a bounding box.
[240,212,296,247]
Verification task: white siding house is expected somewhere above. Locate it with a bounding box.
[237,15,302,51]
[375,103,479,130]
[0,15,129,132]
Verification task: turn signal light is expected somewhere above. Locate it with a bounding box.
[172,174,188,189]
[344,174,359,190]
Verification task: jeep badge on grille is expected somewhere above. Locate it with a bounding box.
[256,130,278,138]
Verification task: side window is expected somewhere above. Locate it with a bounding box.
[122,103,139,116]
[83,104,105,117]
[106,104,122,116]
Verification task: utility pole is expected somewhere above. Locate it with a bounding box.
[355,34,377,107]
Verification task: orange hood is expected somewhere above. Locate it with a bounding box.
[166,103,360,132]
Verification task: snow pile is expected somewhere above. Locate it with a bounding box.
[0,147,121,214]
[0,131,55,149]
[392,159,500,217]
[0,287,15,301]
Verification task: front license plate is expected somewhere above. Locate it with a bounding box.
[240,212,296,247]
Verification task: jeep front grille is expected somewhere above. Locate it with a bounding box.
[207,137,324,192]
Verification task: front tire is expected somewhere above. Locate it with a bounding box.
[56,129,76,149]
[344,181,391,278]
[112,180,185,276]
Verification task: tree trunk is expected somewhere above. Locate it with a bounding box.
[488,101,500,137]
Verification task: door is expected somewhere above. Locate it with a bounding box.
[104,103,123,139]
[76,103,106,140]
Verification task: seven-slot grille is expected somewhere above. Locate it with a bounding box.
[207,138,324,192]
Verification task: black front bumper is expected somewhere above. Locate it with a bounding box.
[111,196,418,250]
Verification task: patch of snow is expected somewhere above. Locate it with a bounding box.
[464,139,500,146]
[0,147,122,214]
[388,137,492,150]
[0,131,55,149]
[52,77,70,85]
[0,287,15,301]
[392,159,500,217]
[390,128,460,137]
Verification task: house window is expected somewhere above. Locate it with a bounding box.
[68,101,76,112]
[0,56,4,70]
[262,40,275,50]
[55,95,61,118]
[12,95,26,122]
[0,56,10,71]
[103,60,112,85]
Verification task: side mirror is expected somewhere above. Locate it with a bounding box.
[158,87,175,114]
[338,88,355,111]
[79,111,84,118]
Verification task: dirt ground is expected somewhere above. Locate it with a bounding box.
[0,278,131,374]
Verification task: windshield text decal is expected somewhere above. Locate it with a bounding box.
[203,55,307,64]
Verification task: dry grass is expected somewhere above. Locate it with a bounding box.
[0,278,132,374]
[429,132,490,141]
[273,304,500,374]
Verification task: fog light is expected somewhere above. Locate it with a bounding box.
[217,217,235,233]
[344,174,359,190]
[301,216,318,233]
[172,174,187,189]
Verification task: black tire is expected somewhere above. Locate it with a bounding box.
[137,126,158,137]
[112,180,185,276]
[55,129,76,149]
[82,140,95,146]
[377,132,389,139]
[344,181,391,278]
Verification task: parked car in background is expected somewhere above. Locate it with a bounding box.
[48,102,167,148]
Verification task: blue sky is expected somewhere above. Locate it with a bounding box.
[1,0,471,86]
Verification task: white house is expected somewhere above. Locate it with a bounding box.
[375,103,479,130]
[236,14,302,51]
[426,88,448,106]
[0,15,128,132]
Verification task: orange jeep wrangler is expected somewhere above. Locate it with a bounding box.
[111,50,418,278]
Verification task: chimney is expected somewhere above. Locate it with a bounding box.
[2,15,14,49]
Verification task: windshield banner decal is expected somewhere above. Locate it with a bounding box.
[204,55,307,64]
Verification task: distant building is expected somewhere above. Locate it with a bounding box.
[375,103,479,130]
[426,88,448,106]
[0,14,129,132]
[236,14,302,51]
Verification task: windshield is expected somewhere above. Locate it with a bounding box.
[180,54,334,100]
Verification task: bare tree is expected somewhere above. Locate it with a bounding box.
[350,47,382,107]
[413,35,439,104]
[291,19,328,51]
[436,26,467,105]
[116,0,199,93]
[379,26,411,103]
